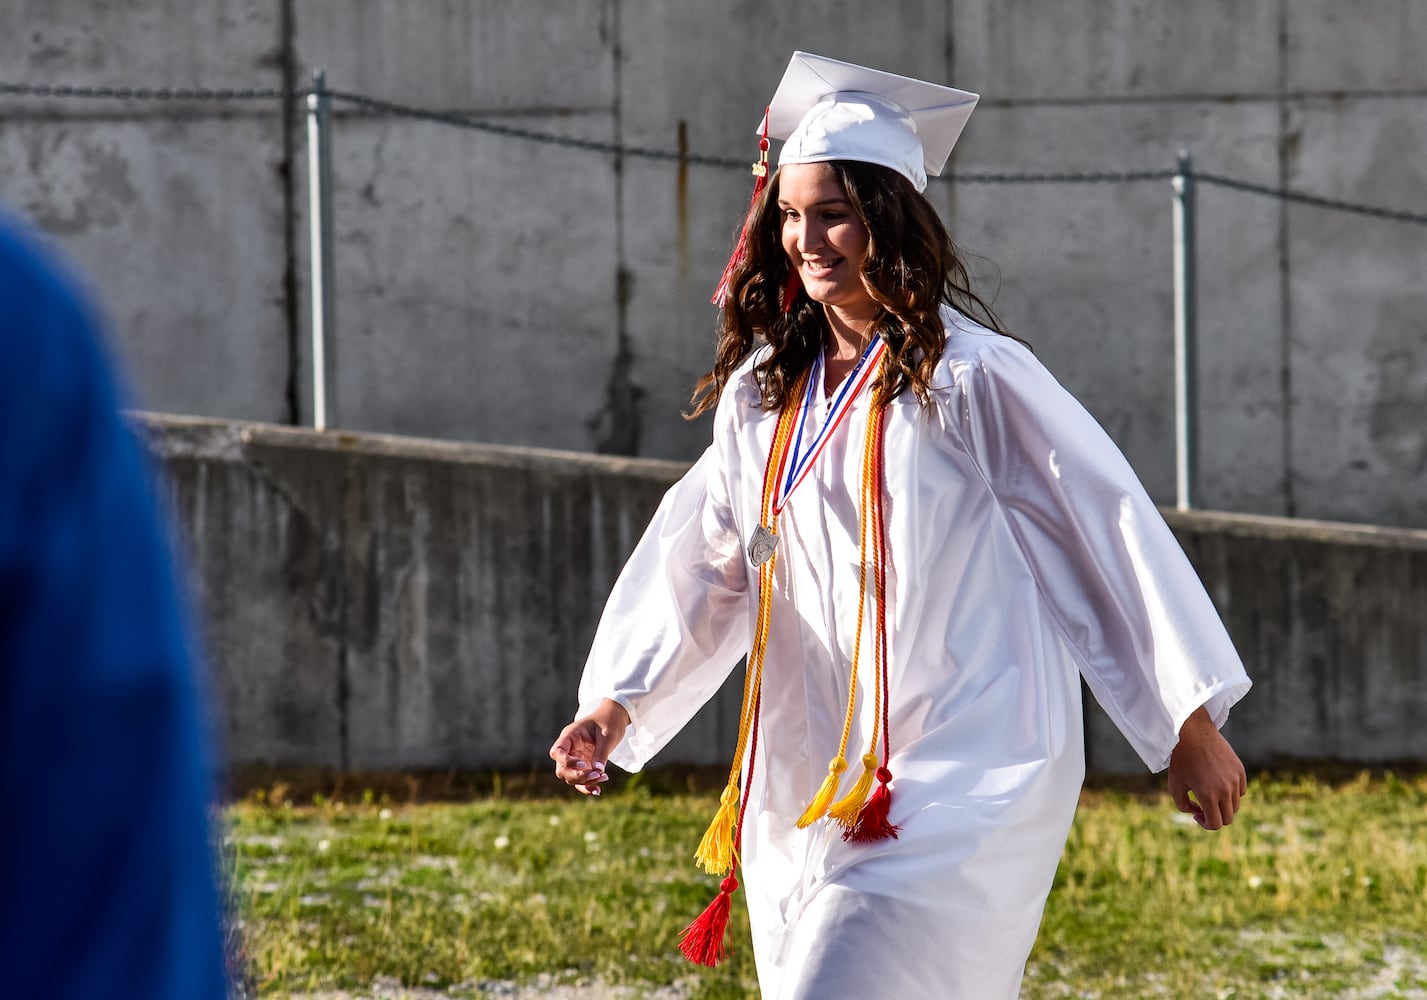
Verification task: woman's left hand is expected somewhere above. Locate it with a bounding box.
[1166,705,1247,830]
[549,699,630,796]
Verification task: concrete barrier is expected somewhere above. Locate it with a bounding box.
[1091,509,1427,774]
[142,414,1427,777]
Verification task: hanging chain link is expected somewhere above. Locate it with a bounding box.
[1,78,1424,225]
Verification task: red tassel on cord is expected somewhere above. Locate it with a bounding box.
[678,875,739,966]
[843,767,901,843]
[711,114,771,308]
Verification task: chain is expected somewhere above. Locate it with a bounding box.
[2,78,1424,225]
[325,90,747,169]
[0,81,289,101]
[1194,171,1427,227]
[941,169,1175,185]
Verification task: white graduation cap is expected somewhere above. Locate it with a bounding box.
[760,51,979,193]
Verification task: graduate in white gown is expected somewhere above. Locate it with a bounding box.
[551,52,1251,999]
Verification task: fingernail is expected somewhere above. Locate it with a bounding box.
[571,760,588,770]
[592,760,605,772]
[591,787,601,796]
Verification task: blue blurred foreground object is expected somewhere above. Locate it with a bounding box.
[0,215,229,999]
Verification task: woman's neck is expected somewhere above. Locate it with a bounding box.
[821,305,879,395]
[823,303,877,360]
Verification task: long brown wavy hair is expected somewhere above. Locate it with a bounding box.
[688,160,1022,418]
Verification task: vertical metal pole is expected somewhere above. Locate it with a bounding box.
[1172,150,1197,510]
[306,68,336,430]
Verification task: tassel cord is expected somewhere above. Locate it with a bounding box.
[842,400,901,844]
[696,370,806,872]
[872,398,892,765]
[679,659,767,967]
[711,117,771,307]
[729,376,804,784]
[797,360,891,829]
[828,385,892,826]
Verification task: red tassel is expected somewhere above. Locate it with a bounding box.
[843,767,901,843]
[679,875,739,966]
[781,267,802,313]
[712,116,771,308]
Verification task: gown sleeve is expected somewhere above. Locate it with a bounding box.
[576,395,752,772]
[945,334,1251,772]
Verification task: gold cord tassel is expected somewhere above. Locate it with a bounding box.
[796,756,848,828]
[828,752,879,827]
[689,372,805,878]
[797,369,893,833]
[694,784,742,874]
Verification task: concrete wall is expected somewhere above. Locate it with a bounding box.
[146,412,745,770]
[1090,510,1427,774]
[6,2,1426,527]
[0,0,292,424]
[145,414,1427,776]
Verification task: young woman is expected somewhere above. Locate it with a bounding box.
[551,53,1250,998]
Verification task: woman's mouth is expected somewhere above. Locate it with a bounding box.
[802,257,844,278]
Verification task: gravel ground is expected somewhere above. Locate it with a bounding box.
[287,975,697,1000]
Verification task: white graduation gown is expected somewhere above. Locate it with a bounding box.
[577,309,1251,999]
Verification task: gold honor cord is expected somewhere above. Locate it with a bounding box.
[843,400,901,844]
[827,390,890,827]
[694,369,809,876]
[796,367,892,829]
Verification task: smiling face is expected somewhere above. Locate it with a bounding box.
[777,162,878,323]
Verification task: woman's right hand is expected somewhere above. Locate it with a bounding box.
[549,698,631,796]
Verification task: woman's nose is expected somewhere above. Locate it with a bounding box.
[796,220,823,253]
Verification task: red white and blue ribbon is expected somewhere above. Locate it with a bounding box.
[772,336,888,517]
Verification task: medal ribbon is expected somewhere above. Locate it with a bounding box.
[773,336,888,517]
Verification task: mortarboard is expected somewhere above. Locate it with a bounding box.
[761,51,979,193]
[712,52,978,305]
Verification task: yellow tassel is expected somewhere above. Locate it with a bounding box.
[796,756,848,828]
[694,784,741,874]
[828,753,879,828]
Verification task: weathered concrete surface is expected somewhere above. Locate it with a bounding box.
[287,0,625,446]
[946,0,1427,529]
[0,0,279,90]
[2,118,291,423]
[292,113,623,448]
[951,1,1283,100]
[143,414,1427,777]
[950,100,1286,508]
[1087,510,1427,773]
[1285,0,1427,92]
[5,2,1426,527]
[1282,99,1427,526]
[146,413,742,770]
[290,1,618,111]
[0,0,290,423]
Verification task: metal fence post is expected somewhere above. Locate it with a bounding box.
[1172,150,1197,510]
[306,68,336,430]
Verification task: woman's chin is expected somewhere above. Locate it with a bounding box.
[802,281,849,305]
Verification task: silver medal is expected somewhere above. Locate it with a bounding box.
[747,523,779,567]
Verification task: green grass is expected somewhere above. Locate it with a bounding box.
[228,772,1427,998]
